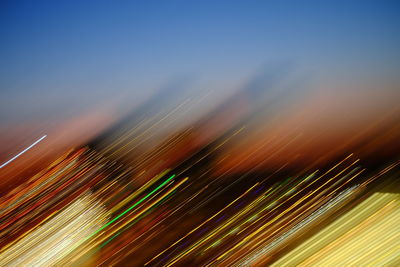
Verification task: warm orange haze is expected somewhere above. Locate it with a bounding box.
[0,1,399,266]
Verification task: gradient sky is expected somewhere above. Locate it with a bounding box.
[1,0,400,124]
[1,0,400,190]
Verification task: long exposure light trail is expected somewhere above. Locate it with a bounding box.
[0,135,47,169]
[85,174,176,240]
[1,2,399,266]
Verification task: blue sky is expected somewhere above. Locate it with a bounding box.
[1,0,399,124]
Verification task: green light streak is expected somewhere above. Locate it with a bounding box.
[100,232,120,248]
[86,174,176,240]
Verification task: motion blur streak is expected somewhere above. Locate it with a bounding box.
[0,135,47,169]
[0,191,108,266]
[0,91,399,266]
[272,190,400,266]
[1,1,400,266]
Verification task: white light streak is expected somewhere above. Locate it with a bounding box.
[0,135,47,169]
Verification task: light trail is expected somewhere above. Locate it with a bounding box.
[0,135,47,169]
[85,174,176,240]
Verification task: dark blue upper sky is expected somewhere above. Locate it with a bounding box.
[1,0,399,124]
